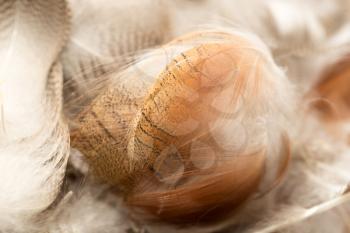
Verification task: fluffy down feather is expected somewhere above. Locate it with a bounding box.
[0,0,70,231]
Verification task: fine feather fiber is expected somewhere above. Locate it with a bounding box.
[62,0,171,122]
[69,28,295,230]
[1,0,350,233]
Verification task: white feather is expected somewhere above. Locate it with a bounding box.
[0,0,70,231]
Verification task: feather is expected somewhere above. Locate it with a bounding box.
[247,191,350,233]
[70,28,295,228]
[1,0,350,232]
[169,0,350,91]
[48,184,130,233]
[0,0,70,231]
[62,0,172,121]
[63,1,350,232]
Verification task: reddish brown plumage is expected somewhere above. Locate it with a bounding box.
[311,55,350,121]
[127,151,265,224]
[71,31,289,224]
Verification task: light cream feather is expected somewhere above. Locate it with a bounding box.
[0,0,70,231]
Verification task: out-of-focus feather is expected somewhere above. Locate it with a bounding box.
[259,0,350,93]
[170,0,348,50]
[247,191,350,233]
[249,110,350,232]
[170,0,350,91]
[261,0,348,53]
[62,0,171,120]
[0,0,70,231]
[48,184,130,233]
